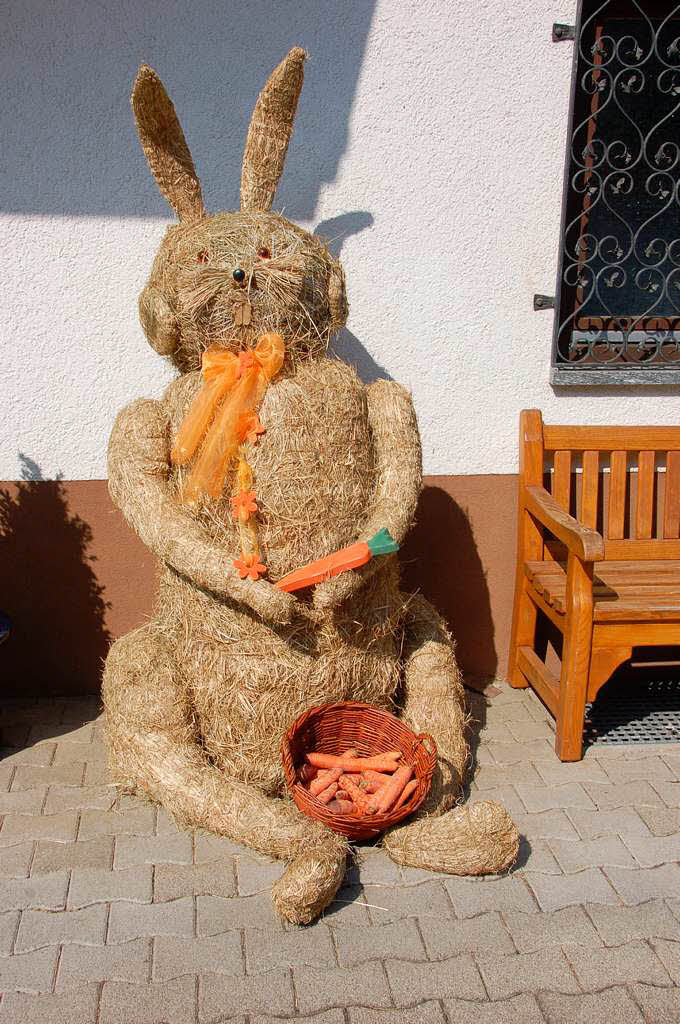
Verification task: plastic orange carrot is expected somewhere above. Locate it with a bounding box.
[275,529,399,592]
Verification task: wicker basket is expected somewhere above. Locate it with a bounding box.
[281,701,437,840]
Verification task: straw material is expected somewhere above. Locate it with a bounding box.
[103,49,519,927]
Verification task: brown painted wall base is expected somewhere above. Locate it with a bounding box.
[0,475,517,696]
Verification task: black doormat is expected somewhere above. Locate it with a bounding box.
[584,672,680,747]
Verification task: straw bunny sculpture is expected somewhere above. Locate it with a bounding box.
[102,48,519,924]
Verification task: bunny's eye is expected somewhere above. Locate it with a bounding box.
[196,251,209,264]
[257,247,271,259]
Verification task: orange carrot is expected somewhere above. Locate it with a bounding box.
[309,766,342,796]
[275,529,399,592]
[393,778,417,810]
[375,765,413,813]
[339,774,377,815]
[362,770,393,786]
[335,789,349,800]
[327,798,356,814]
[306,753,400,773]
[315,781,339,805]
[307,747,358,794]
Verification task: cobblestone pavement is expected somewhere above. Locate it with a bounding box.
[0,686,678,1023]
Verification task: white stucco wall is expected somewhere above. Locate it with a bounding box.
[4,0,680,482]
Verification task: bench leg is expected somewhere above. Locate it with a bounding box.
[555,554,594,762]
[508,578,536,688]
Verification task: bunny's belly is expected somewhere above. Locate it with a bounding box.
[166,358,376,580]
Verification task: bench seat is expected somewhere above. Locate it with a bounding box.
[526,560,680,621]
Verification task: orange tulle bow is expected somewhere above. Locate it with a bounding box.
[171,333,284,502]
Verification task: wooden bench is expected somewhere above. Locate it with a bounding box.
[508,409,680,761]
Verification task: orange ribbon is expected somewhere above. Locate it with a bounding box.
[171,333,284,502]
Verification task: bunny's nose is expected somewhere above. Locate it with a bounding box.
[233,268,245,283]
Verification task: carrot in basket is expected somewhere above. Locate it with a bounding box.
[315,781,339,805]
[275,529,399,592]
[393,778,417,810]
[306,752,401,773]
[327,798,356,814]
[375,765,414,813]
[309,766,342,796]
[339,774,378,816]
[299,764,317,785]
[305,747,358,792]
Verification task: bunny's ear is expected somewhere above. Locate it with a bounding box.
[131,65,205,222]
[240,47,307,213]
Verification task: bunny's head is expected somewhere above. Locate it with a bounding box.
[132,49,348,373]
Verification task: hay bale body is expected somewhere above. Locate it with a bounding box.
[102,49,519,926]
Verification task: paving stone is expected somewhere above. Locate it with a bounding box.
[467,785,526,819]
[11,763,83,791]
[567,807,650,840]
[621,834,680,867]
[445,875,537,917]
[525,868,617,912]
[0,984,100,1023]
[32,835,114,874]
[0,911,19,956]
[419,910,514,959]
[100,977,197,1023]
[486,740,556,765]
[108,896,194,942]
[0,786,47,814]
[197,893,282,935]
[631,982,680,1023]
[605,864,680,903]
[57,938,151,989]
[385,955,486,1004]
[114,832,193,868]
[0,743,56,768]
[200,969,293,1019]
[296,961,392,1013]
[319,884,371,928]
[78,806,155,840]
[53,742,106,767]
[83,761,109,785]
[603,756,674,782]
[505,905,603,953]
[335,918,426,966]
[514,838,562,874]
[442,994,545,1024]
[68,865,153,908]
[548,836,637,873]
[477,948,580,999]
[566,938,672,988]
[154,861,236,901]
[0,945,59,993]
[194,831,249,861]
[246,922,335,973]
[29,722,94,745]
[0,841,34,877]
[635,804,680,836]
[0,811,78,846]
[653,780,680,806]
[16,904,108,952]
[473,763,544,791]
[584,780,664,810]
[44,784,116,814]
[363,880,452,923]
[516,782,596,812]
[538,986,643,1023]
[507,718,554,743]
[512,810,580,841]
[355,849,403,885]
[255,1015,342,1024]
[0,763,14,791]
[349,1005,446,1024]
[587,900,680,945]
[155,807,185,835]
[651,937,680,984]
[235,854,285,894]
[154,932,243,980]
[535,758,610,787]
[0,870,69,911]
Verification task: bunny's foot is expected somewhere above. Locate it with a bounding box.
[272,829,348,925]
[383,800,519,876]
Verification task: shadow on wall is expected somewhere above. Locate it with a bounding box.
[2,0,377,219]
[400,485,498,680]
[0,456,111,695]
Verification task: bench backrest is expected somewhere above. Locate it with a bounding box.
[520,410,680,560]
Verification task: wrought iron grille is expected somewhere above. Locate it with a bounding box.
[552,0,680,384]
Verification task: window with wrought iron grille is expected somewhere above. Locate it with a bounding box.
[551,1,680,384]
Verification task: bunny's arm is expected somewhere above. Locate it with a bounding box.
[108,398,294,623]
[314,379,421,609]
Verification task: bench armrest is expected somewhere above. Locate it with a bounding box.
[525,485,605,562]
